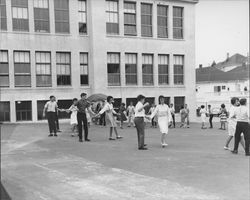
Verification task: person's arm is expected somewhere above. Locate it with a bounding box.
[150,106,158,119]
[88,106,96,116]
[168,107,172,122]
[138,102,149,112]
[43,102,48,117]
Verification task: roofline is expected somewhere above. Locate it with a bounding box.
[163,0,199,4]
[196,79,249,84]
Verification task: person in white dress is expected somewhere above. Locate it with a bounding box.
[66,98,79,137]
[200,105,207,129]
[127,102,135,127]
[150,96,172,148]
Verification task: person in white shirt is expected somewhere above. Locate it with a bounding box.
[150,96,172,148]
[134,95,150,150]
[199,105,207,129]
[169,104,175,128]
[148,103,157,128]
[232,98,250,156]
[127,102,135,127]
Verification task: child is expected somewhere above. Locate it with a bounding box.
[148,103,157,128]
[180,106,187,128]
[66,98,79,137]
[118,103,127,129]
[219,104,227,130]
[200,105,207,129]
[127,102,135,127]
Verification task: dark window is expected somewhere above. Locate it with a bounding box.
[174,96,185,113]
[124,1,136,36]
[57,99,72,119]
[141,3,152,37]
[0,101,10,122]
[164,97,170,105]
[126,98,137,108]
[80,52,88,85]
[106,0,119,34]
[107,53,120,86]
[33,0,50,32]
[157,5,168,38]
[0,0,7,30]
[214,86,221,93]
[222,85,226,90]
[125,53,137,85]
[37,100,47,120]
[113,98,122,111]
[14,51,31,87]
[145,97,155,113]
[36,51,51,87]
[174,55,184,85]
[142,54,153,85]
[54,0,69,33]
[78,0,87,34]
[158,54,169,85]
[16,101,32,121]
[11,0,29,31]
[56,52,71,85]
[0,50,9,87]
[173,6,183,39]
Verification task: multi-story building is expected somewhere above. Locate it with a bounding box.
[0,0,198,123]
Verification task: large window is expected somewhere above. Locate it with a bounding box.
[14,51,31,87]
[80,52,88,85]
[37,100,47,120]
[141,3,152,37]
[106,0,119,34]
[16,101,32,121]
[107,53,120,86]
[11,0,29,31]
[125,53,137,85]
[57,99,72,119]
[0,50,9,87]
[56,52,71,86]
[33,0,50,32]
[78,0,87,34]
[157,5,168,38]
[174,96,185,113]
[158,54,169,85]
[124,1,136,36]
[0,0,7,30]
[36,51,51,87]
[173,6,183,39]
[54,0,69,33]
[174,55,184,85]
[142,54,153,85]
[0,102,10,122]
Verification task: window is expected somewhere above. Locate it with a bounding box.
[57,99,72,119]
[16,101,32,121]
[78,0,87,34]
[222,85,226,90]
[157,5,168,38]
[142,54,153,85]
[125,53,137,85]
[0,50,9,87]
[14,51,31,87]
[36,52,51,87]
[33,0,50,32]
[141,3,152,37]
[173,6,183,39]
[158,54,169,85]
[80,53,88,85]
[56,52,71,85]
[164,97,170,105]
[174,55,184,85]
[174,96,185,113]
[11,0,29,31]
[124,1,136,36]
[0,102,10,122]
[37,100,47,120]
[0,0,7,30]
[107,53,120,86]
[106,0,119,34]
[54,0,69,33]
[214,86,221,93]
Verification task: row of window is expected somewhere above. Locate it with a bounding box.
[0,0,184,39]
[0,50,184,87]
[0,97,185,121]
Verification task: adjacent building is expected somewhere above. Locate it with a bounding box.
[0,0,198,123]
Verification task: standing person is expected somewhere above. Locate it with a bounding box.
[219,104,228,130]
[180,106,187,128]
[65,98,79,137]
[184,104,190,128]
[134,95,150,150]
[127,102,135,127]
[200,105,207,129]
[224,97,244,150]
[99,101,106,127]
[208,105,213,128]
[232,98,250,156]
[76,93,95,142]
[169,104,175,128]
[148,103,157,128]
[150,96,172,148]
[95,96,123,140]
[54,98,61,132]
[43,96,58,137]
[118,103,127,129]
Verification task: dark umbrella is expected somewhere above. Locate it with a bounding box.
[87,93,107,102]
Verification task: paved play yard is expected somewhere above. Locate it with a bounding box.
[1,122,249,200]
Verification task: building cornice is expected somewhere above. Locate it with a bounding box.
[163,0,199,4]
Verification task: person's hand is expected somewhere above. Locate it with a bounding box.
[144,102,150,107]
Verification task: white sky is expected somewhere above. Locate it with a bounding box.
[195,0,249,67]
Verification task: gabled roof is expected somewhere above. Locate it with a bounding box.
[215,54,247,71]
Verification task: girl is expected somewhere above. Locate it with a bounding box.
[219,104,227,130]
[148,103,157,128]
[150,96,172,148]
[127,102,135,127]
[118,103,127,129]
[66,98,79,137]
[180,106,187,128]
[95,96,123,140]
[200,105,207,129]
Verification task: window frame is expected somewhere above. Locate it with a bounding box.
[80,52,89,86]
[157,4,168,38]
[0,50,9,87]
[107,52,121,86]
[141,3,153,37]
[142,53,154,86]
[54,0,70,33]
[33,0,50,33]
[0,0,7,30]
[173,6,184,39]
[173,55,184,85]
[158,54,169,85]
[11,0,29,31]
[125,53,137,85]
[174,96,185,113]
[0,101,10,122]
[106,0,119,35]
[15,100,32,121]
[56,52,71,86]
[78,0,87,35]
[124,1,137,36]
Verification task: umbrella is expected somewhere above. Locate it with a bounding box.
[87,93,107,102]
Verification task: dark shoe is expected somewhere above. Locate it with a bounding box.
[144,144,147,147]
[48,134,53,137]
[79,139,83,142]
[138,147,148,150]
[109,138,116,140]
[85,139,91,142]
[245,152,250,156]
[54,134,58,137]
[57,130,62,132]
[231,150,238,154]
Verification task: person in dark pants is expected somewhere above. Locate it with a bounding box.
[54,98,61,132]
[169,103,175,128]
[134,95,150,150]
[208,105,213,128]
[43,96,58,137]
[98,101,106,126]
[232,98,250,156]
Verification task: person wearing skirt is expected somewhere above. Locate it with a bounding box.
[150,96,172,148]
[67,98,79,137]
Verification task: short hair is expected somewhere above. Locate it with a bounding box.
[201,105,205,109]
[121,103,125,106]
[231,97,239,105]
[73,98,78,102]
[170,103,173,106]
[137,95,145,101]
[50,95,55,99]
[221,104,225,109]
[240,98,247,105]
[180,106,184,109]
[107,96,113,102]
[208,105,211,107]
[80,93,87,97]
[158,95,165,104]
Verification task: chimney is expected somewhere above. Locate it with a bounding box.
[199,64,202,69]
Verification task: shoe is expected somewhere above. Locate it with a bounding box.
[71,134,75,137]
[224,146,230,150]
[245,152,250,156]
[85,139,91,142]
[209,127,213,129]
[48,134,53,137]
[231,150,238,154]
[109,138,115,140]
[138,147,148,150]
[116,136,123,139]
[54,134,58,137]
[79,139,83,142]
[57,130,62,132]
[127,125,131,127]
[144,144,147,147]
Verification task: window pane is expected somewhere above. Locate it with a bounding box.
[54,0,69,33]
[0,0,7,30]
[16,101,32,121]
[106,0,119,34]
[0,101,10,122]
[56,52,71,85]
[174,97,185,113]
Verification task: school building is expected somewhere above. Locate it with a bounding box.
[0,0,198,123]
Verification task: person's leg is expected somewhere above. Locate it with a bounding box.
[240,135,245,149]
[209,116,212,128]
[77,113,83,141]
[109,127,113,139]
[242,123,250,154]
[161,133,164,145]
[140,120,145,148]
[134,119,140,148]
[55,113,60,131]
[233,123,242,152]
[187,115,190,126]
[225,136,233,148]
[47,113,53,135]
[82,113,89,141]
[51,113,57,135]
[172,114,175,128]
[151,118,154,127]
